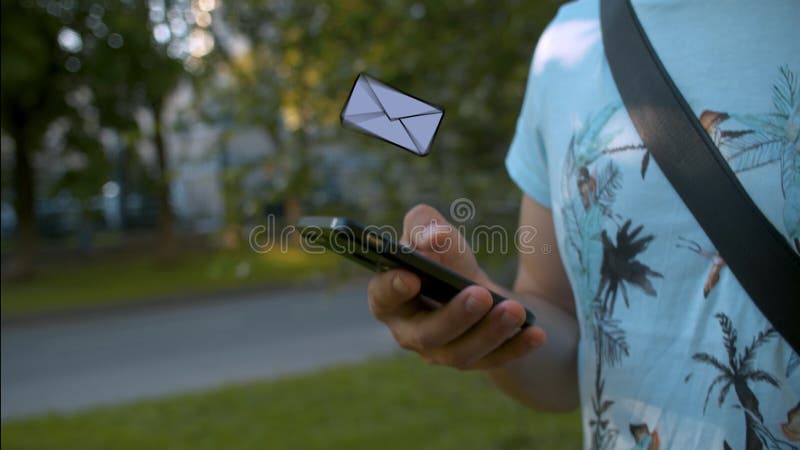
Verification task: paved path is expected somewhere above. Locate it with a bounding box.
[1,279,398,420]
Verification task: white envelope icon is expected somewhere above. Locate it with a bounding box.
[341,73,444,156]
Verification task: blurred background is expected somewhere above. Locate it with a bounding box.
[1,0,580,448]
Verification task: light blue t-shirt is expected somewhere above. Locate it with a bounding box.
[505,1,799,449]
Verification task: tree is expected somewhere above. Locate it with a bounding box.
[597,220,663,313]
[74,0,186,261]
[1,1,76,276]
[2,0,189,271]
[706,66,800,252]
[201,0,560,232]
[693,312,781,450]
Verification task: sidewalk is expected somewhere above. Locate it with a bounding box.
[1,278,398,420]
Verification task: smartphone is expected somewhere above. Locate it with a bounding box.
[297,216,535,327]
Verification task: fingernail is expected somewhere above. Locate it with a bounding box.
[392,274,409,294]
[465,296,481,314]
[502,311,522,329]
[423,221,444,241]
[419,224,434,244]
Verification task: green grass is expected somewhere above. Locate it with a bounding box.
[1,354,582,450]
[1,247,345,318]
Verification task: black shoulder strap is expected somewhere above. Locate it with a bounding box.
[600,0,800,353]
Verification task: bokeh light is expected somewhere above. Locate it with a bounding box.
[57,27,82,53]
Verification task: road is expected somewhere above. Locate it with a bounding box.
[1,279,398,420]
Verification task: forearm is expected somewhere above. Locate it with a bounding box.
[480,276,580,412]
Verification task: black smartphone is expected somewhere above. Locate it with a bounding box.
[297,216,535,327]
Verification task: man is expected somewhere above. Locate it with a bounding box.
[367,1,799,449]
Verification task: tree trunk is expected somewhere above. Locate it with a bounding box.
[153,108,177,263]
[218,133,241,250]
[590,346,605,450]
[283,192,303,227]
[735,380,763,450]
[743,411,762,450]
[77,201,95,256]
[117,136,129,230]
[281,134,310,241]
[9,129,37,278]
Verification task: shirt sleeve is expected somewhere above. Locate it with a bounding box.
[505,52,552,209]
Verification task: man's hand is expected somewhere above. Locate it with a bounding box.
[367,204,546,370]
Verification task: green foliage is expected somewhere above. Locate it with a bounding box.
[201,0,559,225]
[1,354,582,450]
[71,1,185,128]
[3,0,561,254]
[0,1,71,136]
[1,1,189,251]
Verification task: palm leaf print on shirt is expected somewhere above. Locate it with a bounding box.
[701,66,800,252]
[560,103,663,450]
[689,313,792,450]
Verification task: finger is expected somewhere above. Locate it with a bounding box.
[391,285,494,352]
[432,299,529,369]
[401,204,449,246]
[367,269,421,321]
[470,326,546,370]
[415,221,461,255]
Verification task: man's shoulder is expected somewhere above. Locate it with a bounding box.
[531,0,602,80]
[553,0,598,21]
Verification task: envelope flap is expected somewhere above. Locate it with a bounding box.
[366,77,440,120]
[400,112,443,155]
[342,76,384,117]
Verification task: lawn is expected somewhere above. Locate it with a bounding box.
[1,247,345,318]
[1,354,582,450]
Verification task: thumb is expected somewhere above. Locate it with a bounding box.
[415,221,460,254]
[401,204,451,246]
